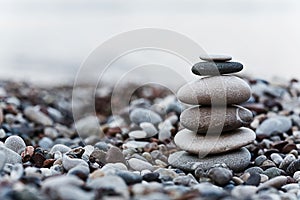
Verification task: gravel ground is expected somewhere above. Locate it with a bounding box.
[1,77,300,200]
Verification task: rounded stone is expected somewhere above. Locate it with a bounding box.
[130,108,162,125]
[128,130,147,139]
[140,122,158,137]
[168,147,251,172]
[199,54,232,62]
[177,76,251,105]
[0,145,22,164]
[4,135,26,154]
[180,105,253,133]
[128,158,154,171]
[208,167,233,186]
[174,128,255,155]
[192,61,243,76]
[256,116,292,136]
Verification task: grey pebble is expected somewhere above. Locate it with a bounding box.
[270,153,283,165]
[208,167,233,186]
[0,151,7,170]
[258,175,287,190]
[62,154,89,171]
[199,54,232,62]
[106,146,126,164]
[245,172,261,186]
[286,159,300,176]
[140,122,158,137]
[231,185,257,199]
[192,61,243,76]
[74,115,103,139]
[279,154,296,170]
[130,108,162,125]
[38,137,53,150]
[4,135,26,154]
[24,106,53,126]
[263,167,282,179]
[168,147,251,172]
[94,141,109,151]
[0,145,22,164]
[128,158,154,171]
[255,155,267,166]
[116,170,143,185]
[256,116,292,136]
[50,144,71,154]
[87,175,129,199]
[245,166,264,174]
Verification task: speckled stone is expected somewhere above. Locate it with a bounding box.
[24,106,53,126]
[177,76,251,105]
[180,105,253,133]
[174,128,255,154]
[0,145,22,164]
[192,61,243,75]
[256,116,292,136]
[130,108,162,125]
[4,135,26,154]
[128,158,154,171]
[199,54,232,62]
[168,147,251,172]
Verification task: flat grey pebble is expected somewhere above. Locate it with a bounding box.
[74,115,103,139]
[279,154,296,170]
[270,153,283,165]
[231,185,257,199]
[0,145,22,164]
[245,172,261,186]
[50,144,71,154]
[94,141,109,151]
[258,176,287,190]
[128,158,154,171]
[264,167,282,179]
[130,108,162,125]
[38,137,53,150]
[140,122,158,137]
[24,106,53,126]
[256,116,292,136]
[255,155,267,166]
[62,154,89,171]
[106,146,126,164]
[245,166,264,174]
[116,170,143,185]
[4,135,26,154]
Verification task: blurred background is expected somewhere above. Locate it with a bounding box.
[0,0,299,86]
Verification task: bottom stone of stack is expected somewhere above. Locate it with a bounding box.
[168,147,251,172]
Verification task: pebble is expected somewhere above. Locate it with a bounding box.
[50,144,71,154]
[89,149,106,166]
[258,176,287,189]
[24,106,53,126]
[116,171,143,185]
[142,172,160,182]
[0,151,6,170]
[128,158,154,171]
[4,135,26,154]
[245,172,261,186]
[255,155,267,166]
[192,61,243,75]
[62,154,89,171]
[245,166,264,174]
[174,128,255,154]
[208,167,232,186]
[44,127,59,139]
[286,159,300,175]
[256,116,292,135]
[38,137,53,150]
[180,105,253,133]
[264,167,282,179]
[106,146,126,164]
[128,130,148,139]
[94,141,109,151]
[130,108,162,125]
[87,175,129,199]
[168,147,251,172]
[177,75,251,105]
[199,54,232,62]
[231,185,257,199]
[293,171,300,181]
[74,115,103,139]
[270,153,283,165]
[279,154,296,170]
[140,122,158,137]
[0,128,5,139]
[260,174,269,183]
[0,145,22,164]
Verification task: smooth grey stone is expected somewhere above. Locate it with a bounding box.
[106,146,126,164]
[74,115,103,139]
[258,176,287,190]
[87,175,129,199]
[174,128,255,154]
[256,116,292,136]
[38,137,53,150]
[279,154,296,170]
[245,167,264,174]
[245,172,261,186]
[62,154,89,171]
[177,75,251,105]
[0,145,22,164]
[128,130,147,139]
[116,171,143,185]
[180,105,253,133]
[270,153,283,165]
[50,144,71,154]
[255,155,267,166]
[264,167,281,179]
[199,54,232,62]
[192,182,226,198]
[286,159,300,176]
[4,135,26,154]
[168,147,251,172]
[140,122,158,137]
[24,106,53,126]
[130,108,162,125]
[231,185,257,199]
[128,158,154,171]
[0,151,6,170]
[208,167,233,186]
[192,61,243,75]
[94,141,109,151]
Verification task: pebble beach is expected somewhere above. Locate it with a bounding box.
[1,73,300,200]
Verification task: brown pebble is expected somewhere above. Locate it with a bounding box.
[43,159,55,167]
[106,146,126,164]
[89,169,105,179]
[271,141,289,151]
[282,143,297,153]
[32,152,46,167]
[21,146,35,162]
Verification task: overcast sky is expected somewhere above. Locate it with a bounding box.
[0,0,299,85]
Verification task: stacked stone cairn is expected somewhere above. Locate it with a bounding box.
[168,55,256,172]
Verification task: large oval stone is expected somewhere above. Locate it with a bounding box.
[168,147,251,172]
[177,76,251,105]
[180,105,253,133]
[192,62,243,75]
[174,127,255,155]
